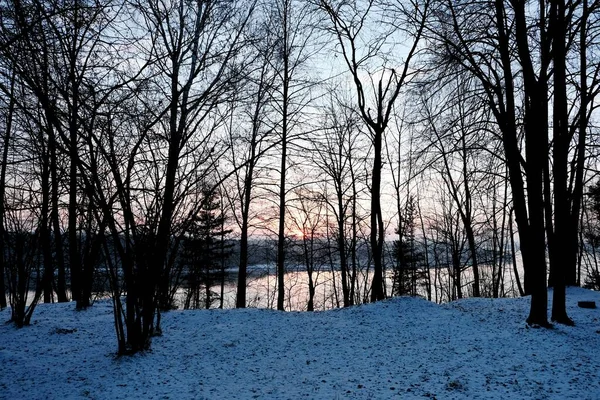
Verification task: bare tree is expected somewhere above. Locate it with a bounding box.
[222,15,280,308]
[423,0,551,324]
[288,187,327,311]
[311,89,366,306]
[0,67,17,309]
[320,0,429,301]
[414,79,488,297]
[422,0,600,325]
[265,0,318,311]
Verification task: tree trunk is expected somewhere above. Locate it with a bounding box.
[276,2,291,312]
[305,235,315,311]
[276,122,287,311]
[220,206,226,310]
[40,138,54,304]
[349,154,359,305]
[49,125,67,303]
[567,0,589,287]
[452,245,462,300]
[498,0,548,325]
[237,215,249,308]
[417,201,432,301]
[370,127,385,302]
[236,127,259,309]
[523,95,549,326]
[69,0,81,306]
[550,0,573,325]
[457,126,480,297]
[0,71,15,309]
[336,184,350,307]
[509,210,524,296]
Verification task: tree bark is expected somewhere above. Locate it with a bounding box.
[276,0,291,312]
[500,0,549,325]
[68,0,81,305]
[336,185,350,307]
[0,70,16,309]
[49,123,67,303]
[550,0,573,325]
[370,126,385,302]
[570,0,589,287]
[40,138,53,304]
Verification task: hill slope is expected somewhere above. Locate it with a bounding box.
[1,287,599,399]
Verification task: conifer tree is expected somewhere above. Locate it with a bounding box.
[181,188,233,310]
[392,196,423,297]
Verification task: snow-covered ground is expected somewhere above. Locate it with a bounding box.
[1,287,599,399]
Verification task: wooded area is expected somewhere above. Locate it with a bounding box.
[0,0,599,354]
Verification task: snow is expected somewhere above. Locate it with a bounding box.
[1,287,600,399]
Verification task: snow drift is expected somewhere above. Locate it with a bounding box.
[1,287,599,399]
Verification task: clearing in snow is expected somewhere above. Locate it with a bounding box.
[1,287,599,399]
